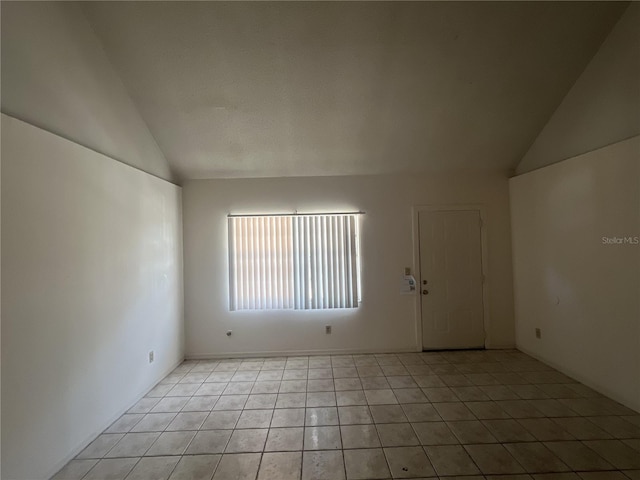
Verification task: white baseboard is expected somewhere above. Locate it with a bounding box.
[186,346,420,360]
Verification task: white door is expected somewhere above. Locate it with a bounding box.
[419,210,485,349]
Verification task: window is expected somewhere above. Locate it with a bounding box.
[228,213,362,311]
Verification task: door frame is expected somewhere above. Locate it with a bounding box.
[412,205,490,351]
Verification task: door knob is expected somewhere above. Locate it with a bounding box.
[422,289,429,295]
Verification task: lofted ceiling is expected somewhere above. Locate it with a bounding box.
[82,2,627,180]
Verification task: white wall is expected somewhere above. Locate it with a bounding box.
[1,2,174,182]
[183,172,515,357]
[510,136,640,412]
[516,4,640,174]
[1,115,184,480]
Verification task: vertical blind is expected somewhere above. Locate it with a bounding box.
[228,214,361,311]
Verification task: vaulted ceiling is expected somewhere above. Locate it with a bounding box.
[82,2,626,180]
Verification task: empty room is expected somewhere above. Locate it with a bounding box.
[1,1,639,480]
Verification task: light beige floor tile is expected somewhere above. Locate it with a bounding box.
[169,455,220,480]
[306,407,339,426]
[265,427,304,451]
[364,389,398,405]
[168,384,201,397]
[148,385,174,397]
[271,408,305,427]
[182,396,219,412]
[357,366,384,377]
[464,443,525,475]
[450,386,491,402]
[213,395,248,411]
[425,445,481,476]
[582,439,640,469]
[340,424,381,449]
[433,402,476,421]
[376,423,420,447]
[447,420,498,444]
[542,441,613,471]
[401,403,441,422]
[552,417,614,440]
[76,434,124,459]
[382,365,410,376]
[422,386,459,402]
[131,413,177,432]
[251,381,281,394]
[414,375,446,389]
[185,430,232,455]
[126,456,180,480]
[336,391,367,406]
[504,442,571,473]
[212,453,261,480]
[166,411,208,431]
[360,377,391,390]
[387,376,418,389]
[185,430,232,454]
[589,416,640,438]
[518,418,575,441]
[196,383,227,396]
[623,438,640,452]
[482,419,536,442]
[105,433,159,458]
[258,452,302,480]
[105,414,145,433]
[201,410,240,430]
[279,380,307,393]
[231,371,259,382]
[412,421,460,445]
[276,393,306,408]
[496,400,546,418]
[128,398,160,414]
[304,426,342,450]
[308,368,333,380]
[577,473,629,480]
[306,392,336,407]
[528,399,580,418]
[302,450,345,480]
[206,373,233,383]
[338,406,373,425]
[83,458,139,480]
[151,397,191,413]
[223,382,253,395]
[225,428,268,453]
[370,405,408,423]
[394,388,429,404]
[244,393,277,410]
[145,431,195,456]
[51,459,98,480]
[344,448,390,480]
[384,446,436,478]
[307,380,335,392]
[236,409,273,429]
[257,370,284,381]
[333,367,358,378]
[282,370,307,381]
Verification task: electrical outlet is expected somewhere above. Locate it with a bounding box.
[535,328,541,339]
[325,325,332,334]
[148,350,154,363]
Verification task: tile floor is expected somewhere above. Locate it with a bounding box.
[52,350,640,480]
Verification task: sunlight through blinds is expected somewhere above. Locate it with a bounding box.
[229,214,360,311]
